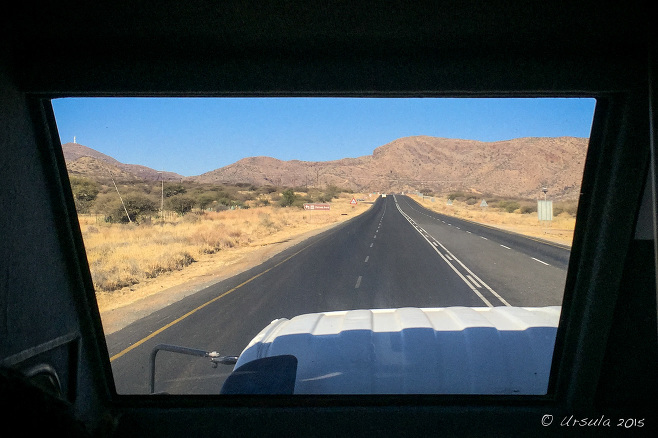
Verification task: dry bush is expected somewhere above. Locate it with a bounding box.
[79,195,371,293]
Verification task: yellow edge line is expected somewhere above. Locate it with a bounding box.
[109,240,318,362]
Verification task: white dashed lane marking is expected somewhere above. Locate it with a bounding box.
[397,196,565,269]
[532,257,550,266]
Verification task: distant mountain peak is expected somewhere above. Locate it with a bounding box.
[62,142,122,165]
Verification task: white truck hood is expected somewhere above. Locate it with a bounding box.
[232,306,561,395]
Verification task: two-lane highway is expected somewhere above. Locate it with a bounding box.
[105,195,569,394]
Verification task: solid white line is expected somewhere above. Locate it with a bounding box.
[500,245,511,250]
[396,197,510,307]
[467,275,481,288]
[394,200,493,307]
[532,257,550,266]
[364,256,369,263]
[355,276,362,289]
[439,243,512,307]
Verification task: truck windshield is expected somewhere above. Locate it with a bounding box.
[52,97,595,395]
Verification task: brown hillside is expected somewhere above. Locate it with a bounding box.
[66,156,140,182]
[192,136,588,200]
[62,142,183,182]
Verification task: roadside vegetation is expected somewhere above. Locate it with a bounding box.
[414,191,577,245]
[69,177,353,221]
[445,191,578,216]
[70,177,366,295]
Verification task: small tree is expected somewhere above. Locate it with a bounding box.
[166,195,196,215]
[69,176,100,214]
[499,200,520,213]
[196,193,217,210]
[279,189,296,207]
[163,183,186,198]
[316,193,331,203]
[122,194,158,222]
[92,193,121,219]
[325,185,341,199]
[94,192,157,223]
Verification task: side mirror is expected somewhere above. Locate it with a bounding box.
[149,344,237,394]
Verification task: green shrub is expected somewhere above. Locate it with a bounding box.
[520,204,537,214]
[448,191,469,201]
[166,195,196,215]
[498,200,521,213]
[325,185,342,199]
[316,193,331,203]
[70,176,100,214]
[70,176,100,202]
[97,192,158,223]
[280,189,296,207]
[196,193,217,210]
[253,198,271,207]
[163,183,186,198]
[553,202,578,217]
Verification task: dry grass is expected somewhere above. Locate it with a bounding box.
[79,193,372,311]
[410,194,576,246]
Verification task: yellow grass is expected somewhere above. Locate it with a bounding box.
[410,194,576,246]
[79,193,372,312]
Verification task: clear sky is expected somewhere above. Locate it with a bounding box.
[51,97,596,177]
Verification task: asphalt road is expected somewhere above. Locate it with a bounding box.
[105,195,570,394]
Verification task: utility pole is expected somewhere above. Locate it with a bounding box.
[159,171,165,219]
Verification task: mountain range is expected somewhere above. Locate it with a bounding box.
[62,136,588,200]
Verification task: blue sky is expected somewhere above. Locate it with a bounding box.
[52,97,596,177]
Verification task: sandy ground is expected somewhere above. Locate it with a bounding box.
[96,218,352,334]
[412,196,575,246]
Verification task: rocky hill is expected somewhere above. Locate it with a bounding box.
[62,143,183,182]
[191,136,588,200]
